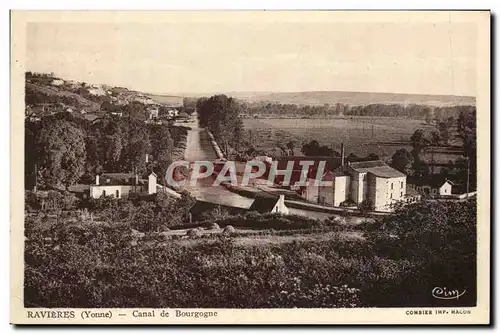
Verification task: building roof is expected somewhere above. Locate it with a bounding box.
[96,173,140,186]
[276,156,342,171]
[348,160,405,178]
[68,184,90,194]
[405,185,421,197]
[321,170,347,181]
[248,195,280,214]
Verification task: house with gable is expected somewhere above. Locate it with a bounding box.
[89,172,158,199]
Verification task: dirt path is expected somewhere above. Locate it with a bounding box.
[182,115,254,208]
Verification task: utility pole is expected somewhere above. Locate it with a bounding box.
[466,156,470,198]
[33,164,37,192]
[431,149,435,175]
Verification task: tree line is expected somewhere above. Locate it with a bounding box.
[239,101,476,119]
[25,112,187,190]
[389,107,476,186]
[196,95,244,156]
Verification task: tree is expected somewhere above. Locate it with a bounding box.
[424,108,434,124]
[367,199,477,306]
[301,140,320,156]
[390,148,412,173]
[36,118,87,189]
[358,200,373,215]
[437,121,450,145]
[410,129,431,173]
[457,107,477,173]
[286,141,296,156]
[197,95,244,156]
[150,125,174,178]
[430,131,442,147]
[123,124,151,175]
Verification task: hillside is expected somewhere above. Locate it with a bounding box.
[146,94,184,107]
[229,91,476,107]
[25,72,166,121]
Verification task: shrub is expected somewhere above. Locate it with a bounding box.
[223,225,236,235]
[187,228,202,238]
[340,199,356,207]
[207,223,220,230]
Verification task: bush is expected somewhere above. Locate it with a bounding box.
[340,199,356,207]
[38,191,79,212]
[187,228,202,238]
[207,223,220,230]
[23,199,476,309]
[358,200,373,214]
[223,225,236,235]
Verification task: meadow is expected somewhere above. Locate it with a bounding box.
[243,117,461,163]
[243,117,431,158]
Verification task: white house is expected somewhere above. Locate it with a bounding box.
[408,177,454,197]
[148,107,159,119]
[51,79,64,86]
[89,172,157,199]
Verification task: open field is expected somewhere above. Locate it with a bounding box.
[243,117,462,163]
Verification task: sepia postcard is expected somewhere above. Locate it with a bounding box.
[10,10,490,325]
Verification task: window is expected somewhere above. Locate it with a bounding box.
[102,190,106,197]
[401,181,403,188]
[391,183,393,190]
[400,191,403,197]
[390,193,393,199]
[116,190,120,198]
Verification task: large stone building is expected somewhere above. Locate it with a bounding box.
[303,160,418,212]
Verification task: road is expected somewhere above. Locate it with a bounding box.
[182,116,254,209]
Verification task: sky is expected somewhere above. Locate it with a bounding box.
[26,19,477,96]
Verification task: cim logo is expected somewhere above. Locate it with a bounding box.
[432,287,466,300]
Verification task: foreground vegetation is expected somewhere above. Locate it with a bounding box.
[24,198,476,308]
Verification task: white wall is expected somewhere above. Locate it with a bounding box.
[148,174,157,194]
[273,195,289,214]
[318,184,333,206]
[90,185,142,199]
[387,176,406,201]
[439,182,452,195]
[304,178,319,203]
[333,175,349,206]
[371,176,406,211]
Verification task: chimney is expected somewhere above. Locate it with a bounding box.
[148,172,157,194]
[340,143,345,166]
[95,174,100,185]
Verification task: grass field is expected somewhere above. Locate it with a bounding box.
[243,117,462,163]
